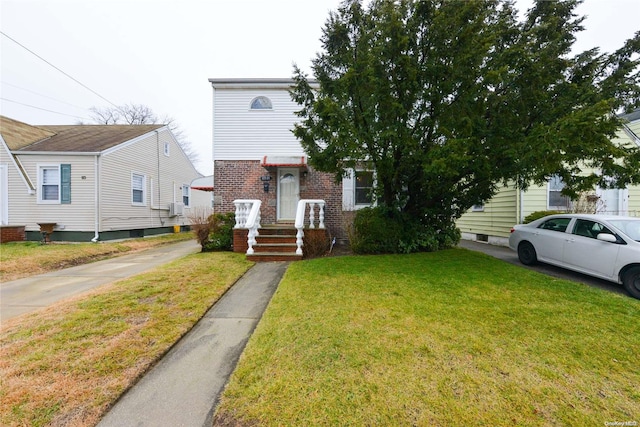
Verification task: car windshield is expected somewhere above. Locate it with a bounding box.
[608,219,640,241]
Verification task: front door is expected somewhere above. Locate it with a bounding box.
[277,168,299,221]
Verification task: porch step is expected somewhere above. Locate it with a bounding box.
[246,252,303,262]
[253,242,298,253]
[247,225,300,262]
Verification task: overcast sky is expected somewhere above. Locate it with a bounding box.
[1,0,639,174]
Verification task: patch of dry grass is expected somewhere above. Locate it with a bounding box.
[0,232,193,282]
[0,251,252,427]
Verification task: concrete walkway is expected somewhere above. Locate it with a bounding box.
[1,239,202,321]
[97,261,287,427]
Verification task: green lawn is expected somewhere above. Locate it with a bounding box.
[214,249,640,426]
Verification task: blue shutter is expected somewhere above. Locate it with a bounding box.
[61,164,71,204]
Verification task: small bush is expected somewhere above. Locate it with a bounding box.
[202,213,235,252]
[523,210,564,224]
[302,229,331,259]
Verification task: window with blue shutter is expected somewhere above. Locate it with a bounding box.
[61,164,71,204]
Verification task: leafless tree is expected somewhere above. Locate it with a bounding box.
[87,104,199,165]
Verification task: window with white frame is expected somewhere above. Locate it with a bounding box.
[131,173,146,205]
[250,96,272,110]
[355,170,374,205]
[472,204,485,212]
[164,141,170,156]
[548,175,570,210]
[182,185,190,207]
[38,164,71,204]
[343,168,376,211]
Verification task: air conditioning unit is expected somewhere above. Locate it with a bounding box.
[169,202,185,217]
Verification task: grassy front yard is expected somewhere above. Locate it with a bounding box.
[0,251,252,427]
[214,249,640,426]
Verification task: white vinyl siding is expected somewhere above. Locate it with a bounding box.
[9,154,95,231]
[99,128,204,231]
[213,87,305,160]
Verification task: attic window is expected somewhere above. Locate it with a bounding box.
[250,96,272,110]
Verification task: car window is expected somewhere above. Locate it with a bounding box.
[537,218,571,232]
[609,219,640,241]
[572,219,614,239]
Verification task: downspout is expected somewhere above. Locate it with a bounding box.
[91,154,101,242]
[156,130,164,225]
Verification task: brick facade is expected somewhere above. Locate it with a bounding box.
[0,226,26,243]
[214,160,350,239]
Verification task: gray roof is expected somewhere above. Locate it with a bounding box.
[620,108,640,123]
[14,123,162,153]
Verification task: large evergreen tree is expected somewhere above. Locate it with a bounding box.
[291,0,640,252]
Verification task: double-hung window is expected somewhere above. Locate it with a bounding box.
[38,164,71,204]
[182,185,190,207]
[355,170,374,205]
[548,175,570,210]
[132,173,146,206]
[343,168,375,210]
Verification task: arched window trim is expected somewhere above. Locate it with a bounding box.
[250,96,273,110]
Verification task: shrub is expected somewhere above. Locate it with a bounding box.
[349,207,460,254]
[302,229,332,259]
[523,210,564,224]
[187,206,214,248]
[202,213,235,252]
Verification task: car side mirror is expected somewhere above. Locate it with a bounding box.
[596,233,617,243]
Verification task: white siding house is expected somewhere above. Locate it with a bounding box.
[210,79,362,239]
[0,116,209,241]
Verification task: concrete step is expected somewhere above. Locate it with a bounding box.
[246,252,302,262]
[253,242,298,253]
[255,235,297,245]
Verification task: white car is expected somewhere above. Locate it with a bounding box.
[509,214,640,299]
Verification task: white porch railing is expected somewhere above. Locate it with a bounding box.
[294,199,326,255]
[234,199,261,254]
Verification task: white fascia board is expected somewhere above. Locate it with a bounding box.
[209,78,319,90]
[1,136,35,191]
[15,151,99,156]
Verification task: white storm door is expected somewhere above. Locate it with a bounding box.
[277,168,299,221]
[0,165,7,225]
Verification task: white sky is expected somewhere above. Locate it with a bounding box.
[1,0,639,174]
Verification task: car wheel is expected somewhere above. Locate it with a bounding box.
[622,267,640,300]
[517,241,537,266]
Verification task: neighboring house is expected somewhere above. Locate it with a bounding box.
[0,116,210,242]
[457,109,640,246]
[210,78,371,242]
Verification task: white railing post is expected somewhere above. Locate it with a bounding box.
[308,202,316,229]
[295,199,326,256]
[234,199,262,254]
[318,202,325,229]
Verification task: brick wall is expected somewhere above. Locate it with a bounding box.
[214,160,351,239]
[0,226,26,243]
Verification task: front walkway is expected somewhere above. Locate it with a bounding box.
[97,262,288,427]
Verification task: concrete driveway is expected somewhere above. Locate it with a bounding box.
[457,239,628,297]
[1,240,201,321]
